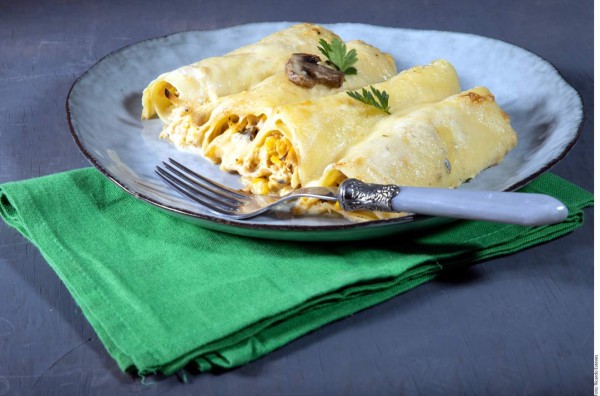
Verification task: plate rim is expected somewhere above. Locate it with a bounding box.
[65,22,585,233]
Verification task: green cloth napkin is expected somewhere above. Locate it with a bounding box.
[0,168,593,375]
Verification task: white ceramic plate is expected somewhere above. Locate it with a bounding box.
[67,22,583,241]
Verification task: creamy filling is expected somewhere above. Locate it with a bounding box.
[163,107,301,196]
[240,132,299,195]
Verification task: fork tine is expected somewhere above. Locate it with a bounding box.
[155,167,240,214]
[168,158,248,199]
[162,162,244,205]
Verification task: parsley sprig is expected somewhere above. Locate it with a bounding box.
[317,38,358,75]
[346,86,391,114]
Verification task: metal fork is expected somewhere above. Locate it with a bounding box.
[155,158,568,225]
[155,158,338,220]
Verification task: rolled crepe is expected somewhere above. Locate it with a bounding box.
[226,60,461,195]
[313,87,518,220]
[141,23,342,121]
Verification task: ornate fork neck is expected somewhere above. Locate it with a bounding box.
[337,179,401,212]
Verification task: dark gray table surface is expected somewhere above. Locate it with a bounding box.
[0,1,593,395]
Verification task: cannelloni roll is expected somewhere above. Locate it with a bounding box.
[314,87,518,220]
[141,23,342,121]
[226,60,461,195]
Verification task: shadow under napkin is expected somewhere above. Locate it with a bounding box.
[0,168,593,376]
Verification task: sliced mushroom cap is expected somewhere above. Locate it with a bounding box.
[286,53,345,88]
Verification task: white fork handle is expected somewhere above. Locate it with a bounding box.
[390,187,567,226]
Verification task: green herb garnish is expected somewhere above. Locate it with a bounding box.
[346,86,391,114]
[317,38,358,75]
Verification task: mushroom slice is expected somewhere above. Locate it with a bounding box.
[286,53,345,88]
